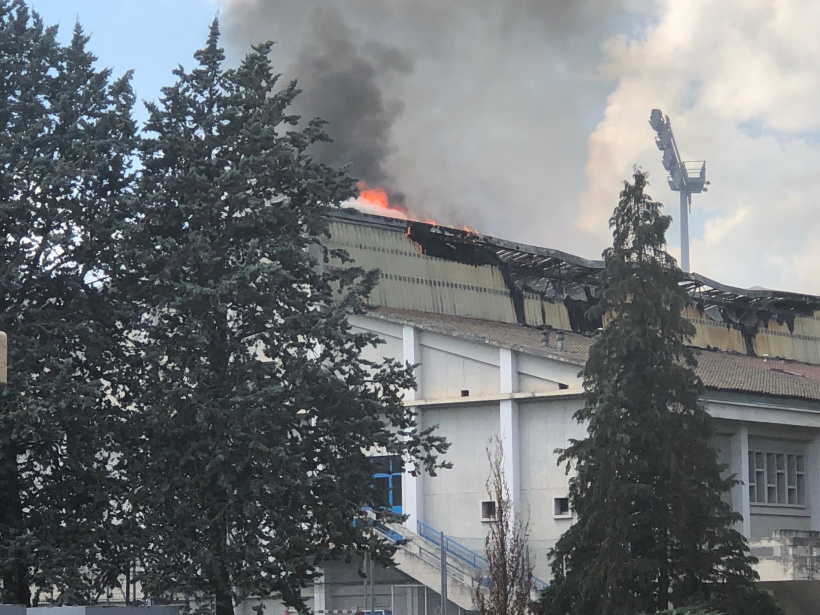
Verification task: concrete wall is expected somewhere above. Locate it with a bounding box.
[421,403,500,552]
[350,313,820,589]
[518,398,586,578]
[418,333,500,400]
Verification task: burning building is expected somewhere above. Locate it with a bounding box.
[260,209,820,615]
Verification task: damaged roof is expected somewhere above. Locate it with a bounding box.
[331,209,820,310]
[369,307,820,404]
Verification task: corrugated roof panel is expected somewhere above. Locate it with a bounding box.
[690,319,747,354]
[326,213,820,365]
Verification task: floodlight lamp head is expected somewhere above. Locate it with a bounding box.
[649,109,665,131]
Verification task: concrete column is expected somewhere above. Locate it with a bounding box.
[499,348,521,519]
[403,325,423,531]
[730,424,751,539]
[313,569,327,613]
[808,434,820,532]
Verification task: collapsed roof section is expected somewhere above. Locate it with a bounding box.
[326,209,820,364]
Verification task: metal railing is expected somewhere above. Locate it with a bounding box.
[416,520,550,592]
[417,521,488,571]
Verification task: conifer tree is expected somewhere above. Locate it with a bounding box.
[118,23,448,615]
[542,171,778,615]
[0,0,138,604]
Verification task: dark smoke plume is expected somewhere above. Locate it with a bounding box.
[222,0,625,246]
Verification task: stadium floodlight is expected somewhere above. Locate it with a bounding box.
[649,109,708,272]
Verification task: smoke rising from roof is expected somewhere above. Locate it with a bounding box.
[222,0,625,234]
[221,1,820,295]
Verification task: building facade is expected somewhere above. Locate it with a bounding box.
[264,211,820,615]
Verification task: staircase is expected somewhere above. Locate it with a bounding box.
[369,516,547,611]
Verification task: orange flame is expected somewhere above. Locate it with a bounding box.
[356,181,406,213]
[354,181,472,234]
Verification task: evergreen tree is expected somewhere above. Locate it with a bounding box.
[542,171,778,615]
[0,0,138,604]
[119,23,448,615]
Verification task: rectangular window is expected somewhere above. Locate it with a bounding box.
[369,455,404,514]
[553,497,571,518]
[481,500,497,521]
[748,451,805,506]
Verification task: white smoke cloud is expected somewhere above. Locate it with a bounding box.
[582,0,820,293]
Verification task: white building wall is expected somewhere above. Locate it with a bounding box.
[421,403,499,552]
[350,318,404,365]
[518,398,586,578]
[517,354,582,389]
[418,333,500,399]
[350,314,820,586]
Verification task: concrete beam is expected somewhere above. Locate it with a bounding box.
[500,348,521,519]
[403,325,423,531]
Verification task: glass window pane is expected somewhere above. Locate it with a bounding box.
[777,454,785,471]
[777,473,786,504]
[798,474,806,505]
[797,455,805,472]
[788,455,797,486]
[393,474,402,506]
[371,456,391,475]
[756,471,766,501]
[373,476,390,508]
[391,456,405,473]
[755,452,764,469]
[748,452,756,482]
[767,454,776,483]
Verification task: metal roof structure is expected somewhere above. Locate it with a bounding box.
[329,209,820,312]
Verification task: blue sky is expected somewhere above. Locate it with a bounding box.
[28,0,220,123]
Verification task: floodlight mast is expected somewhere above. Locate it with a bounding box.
[648,109,708,272]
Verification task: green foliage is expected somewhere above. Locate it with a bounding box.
[115,22,448,615]
[0,0,137,604]
[540,172,778,615]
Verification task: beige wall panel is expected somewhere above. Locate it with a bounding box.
[522,294,543,327]
[349,315,403,341]
[419,345,500,399]
[754,321,820,363]
[517,354,582,389]
[794,315,820,337]
[420,331,500,366]
[421,404,500,550]
[518,399,586,577]
[689,318,746,354]
[328,221,521,322]
[518,374,561,394]
[750,512,811,540]
[753,333,798,362]
[522,294,572,329]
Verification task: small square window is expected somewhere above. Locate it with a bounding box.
[554,497,571,518]
[481,500,497,521]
